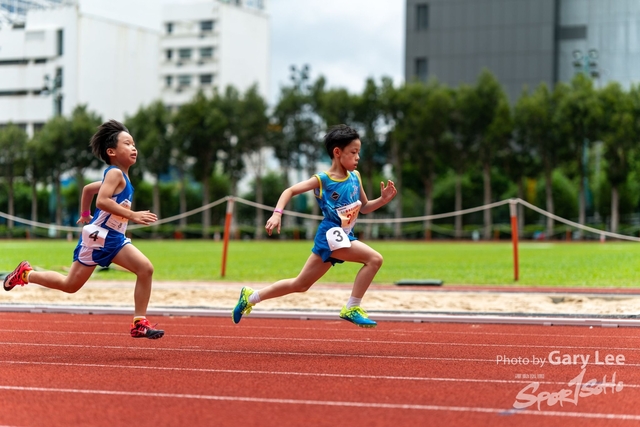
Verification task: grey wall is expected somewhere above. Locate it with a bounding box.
[557,0,640,89]
[406,0,557,102]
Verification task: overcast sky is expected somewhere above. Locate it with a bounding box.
[159,0,406,104]
[268,0,405,104]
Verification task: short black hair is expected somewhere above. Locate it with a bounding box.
[90,119,129,165]
[323,124,359,158]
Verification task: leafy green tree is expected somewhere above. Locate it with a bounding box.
[68,105,102,208]
[313,78,355,126]
[271,76,322,226]
[25,131,52,228]
[32,115,72,229]
[0,124,28,229]
[234,85,269,238]
[444,85,475,238]
[397,80,453,238]
[173,90,230,236]
[30,107,101,230]
[513,83,567,238]
[378,77,403,237]
[461,70,512,239]
[599,82,639,233]
[352,78,389,238]
[126,100,173,226]
[556,73,603,238]
[353,78,387,197]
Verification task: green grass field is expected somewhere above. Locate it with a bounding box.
[1,240,639,288]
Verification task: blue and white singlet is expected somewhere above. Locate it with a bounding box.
[311,170,363,264]
[73,166,133,267]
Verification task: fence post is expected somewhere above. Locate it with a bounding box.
[510,199,519,281]
[221,196,234,278]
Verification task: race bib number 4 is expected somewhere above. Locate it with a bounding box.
[82,224,109,249]
[326,227,352,251]
[105,199,131,232]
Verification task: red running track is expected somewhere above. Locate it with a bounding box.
[0,312,638,427]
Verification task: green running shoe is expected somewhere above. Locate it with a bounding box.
[232,287,255,324]
[339,306,377,328]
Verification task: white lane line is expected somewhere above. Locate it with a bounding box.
[1,341,640,367]
[0,306,636,328]
[168,335,640,352]
[0,330,639,353]
[1,360,639,388]
[0,324,638,342]
[1,318,638,340]
[0,385,638,420]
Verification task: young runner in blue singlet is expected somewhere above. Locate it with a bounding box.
[233,124,397,328]
[4,120,164,339]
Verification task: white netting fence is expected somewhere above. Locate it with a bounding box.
[1,196,639,242]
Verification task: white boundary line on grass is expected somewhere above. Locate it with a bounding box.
[0,304,638,328]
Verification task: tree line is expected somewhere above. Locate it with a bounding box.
[1,69,639,240]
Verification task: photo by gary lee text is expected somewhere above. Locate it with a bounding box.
[496,350,625,369]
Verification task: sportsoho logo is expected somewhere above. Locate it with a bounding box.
[496,350,625,410]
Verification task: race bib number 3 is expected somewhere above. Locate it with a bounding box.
[82,224,109,249]
[326,227,351,251]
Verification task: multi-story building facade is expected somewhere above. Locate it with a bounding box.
[405,0,640,101]
[0,0,268,134]
[161,1,268,110]
[0,0,160,135]
[0,0,67,24]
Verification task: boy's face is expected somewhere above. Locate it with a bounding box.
[108,132,137,166]
[334,138,361,171]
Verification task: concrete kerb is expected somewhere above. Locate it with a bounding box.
[1,304,639,328]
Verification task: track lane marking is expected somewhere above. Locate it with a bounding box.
[1,317,639,339]
[1,360,639,388]
[1,342,640,366]
[0,329,639,352]
[0,331,639,353]
[0,385,638,420]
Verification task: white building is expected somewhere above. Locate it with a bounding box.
[161,1,269,110]
[0,0,269,135]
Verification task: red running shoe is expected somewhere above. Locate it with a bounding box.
[3,261,32,291]
[130,318,164,339]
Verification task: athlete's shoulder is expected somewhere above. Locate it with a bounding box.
[351,170,363,185]
[103,166,125,179]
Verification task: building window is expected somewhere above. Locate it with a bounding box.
[558,25,587,40]
[178,75,192,87]
[199,47,213,59]
[56,29,63,56]
[200,74,213,85]
[415,57,428,81]
[200,20,214,32]
[166,49,173,61]
[179,48,192,60]
[166,22,173,34]
[416,4,429,31]
[166,76,173,87]
[0,90,28,96]
[0,59,29,65]
[245,0,265,9]
[54,94,63,116]
[55,67,63,89]
[33,123,45,134]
